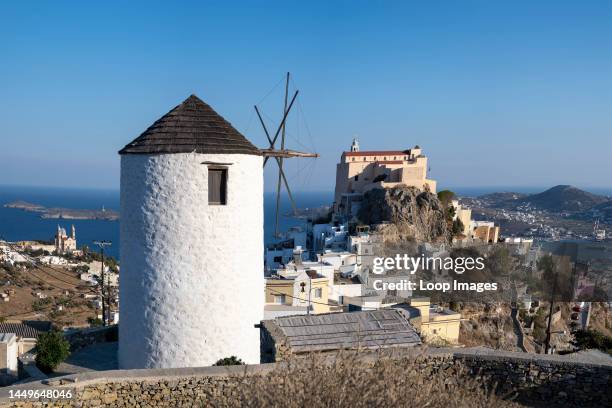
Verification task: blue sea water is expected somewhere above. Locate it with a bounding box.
[0,185,333,260]
[2,184,610,260]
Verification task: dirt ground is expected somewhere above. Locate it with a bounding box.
[0,263,101,327]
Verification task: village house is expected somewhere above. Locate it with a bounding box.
[471,220,500,243]
[260,308,421,363]
[0,321,53,356]
[451,199,473,237]
[0,244,27,265]
[0,333,18,385]
[395,298,461,344]
[264,267,332,317]
[264,227,308,271]
[312,222,349,252]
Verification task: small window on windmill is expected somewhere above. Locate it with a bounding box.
[208,168,227,205]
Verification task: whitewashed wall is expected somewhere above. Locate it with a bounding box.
[119,152,263,369]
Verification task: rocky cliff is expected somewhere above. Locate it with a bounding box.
[357,186,450,243]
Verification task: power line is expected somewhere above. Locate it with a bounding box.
[267,287,338,308]
[1,241,99,296]
[4,243,94,292]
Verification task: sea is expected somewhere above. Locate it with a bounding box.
[1,185,610,261]
[0,185,333,260]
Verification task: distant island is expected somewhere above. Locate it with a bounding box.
[4,200,119,221]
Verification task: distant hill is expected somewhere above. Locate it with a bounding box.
[476,192,528,207]
[516,185,609,212]
[473,185,611,213]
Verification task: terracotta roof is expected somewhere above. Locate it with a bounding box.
[344,150,409,157]
[119,94,261,156]
[374,160,404,165]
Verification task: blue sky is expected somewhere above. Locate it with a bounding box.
[1,1,611,192]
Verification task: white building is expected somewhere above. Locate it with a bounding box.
[312,222,349,252]
[265,227,308,271]
[0,333,18,384]
[0,244,27,265]
[118,95,264,369]
[39,256,69,266]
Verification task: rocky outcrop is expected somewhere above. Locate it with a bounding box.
[358,186,450,243]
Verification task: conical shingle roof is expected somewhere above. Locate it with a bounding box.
[119,94,261,155]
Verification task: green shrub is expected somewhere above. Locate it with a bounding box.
[31,298,51,311]
[213,356,245,366]
[574,329,612,355]
[35,330,70,373]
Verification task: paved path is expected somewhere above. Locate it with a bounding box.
[50,342,118,378]
[510,306,527,352]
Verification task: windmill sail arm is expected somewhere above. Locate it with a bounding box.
[260,149,319,158]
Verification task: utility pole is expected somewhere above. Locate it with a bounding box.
[544,270,557,354]
[93,240,112,326]
[307,274,312,316]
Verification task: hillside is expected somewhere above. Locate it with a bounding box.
[474,192,528,207]
[473,185,610,213]
[516,185,609,212]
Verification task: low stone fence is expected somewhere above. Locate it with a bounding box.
[454,348,610,406]
[0,364,273,408]
[0,348,609,407]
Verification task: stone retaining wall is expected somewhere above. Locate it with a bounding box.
[0,349,609,407]
[455,349,610,406]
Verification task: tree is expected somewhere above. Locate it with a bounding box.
[213,356,245,366]
[35,330,70,373]
[437,190,456,207]
[73,264,90,275]
[452,218,464,235]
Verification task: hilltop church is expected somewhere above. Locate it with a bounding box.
[334,139,437,216]
[54,224,76,254]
